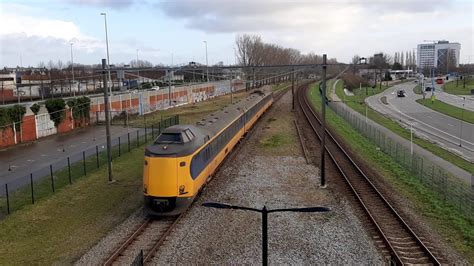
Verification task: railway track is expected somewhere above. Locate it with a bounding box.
[103,215,184,265]
[297,83,442,265]
[103,84,292,265]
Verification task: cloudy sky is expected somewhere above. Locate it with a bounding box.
[0,0,472,67]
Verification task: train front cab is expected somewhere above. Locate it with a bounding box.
[143,128,199,216]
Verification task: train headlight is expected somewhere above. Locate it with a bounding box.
[143,184,148,194]
[179,185,186,195]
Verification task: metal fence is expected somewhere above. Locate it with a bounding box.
[0,115,179,218]
[328,101,474,221]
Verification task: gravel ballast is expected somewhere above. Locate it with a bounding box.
[151,90,384,264]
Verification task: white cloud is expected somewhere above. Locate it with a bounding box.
[68,0,137,9]
[156,0,472,63]
[1,14,85,40]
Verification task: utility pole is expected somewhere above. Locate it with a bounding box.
[102,59,113,182]
[204,41,209,83]
[291,68,295,110]
[136,49,140,89]
[168,69,172,107]
[320,54,327,188]
[230,78,233,104]
[252,68,256,89]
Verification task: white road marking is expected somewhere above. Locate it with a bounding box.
[41,154,47,157]
[448,124,454,127]
[27,159,35,162]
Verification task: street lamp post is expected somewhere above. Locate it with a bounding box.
[202,202,330,266]
[203,41,209,83]
[136,49,140,88]
[459,97,465,147]
[100,13,113,99]
[70,43,75,97]
[410,121,413,155]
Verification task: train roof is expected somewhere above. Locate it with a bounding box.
[195,89,271,136]
[145,88,272,157]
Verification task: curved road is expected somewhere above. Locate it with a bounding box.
[366,81,473,161]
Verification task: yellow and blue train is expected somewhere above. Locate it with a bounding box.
[143,89,273,215]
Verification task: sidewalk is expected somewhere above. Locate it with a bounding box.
[0,125,135,189]
[329,79,472,184]
[435,83,474,112]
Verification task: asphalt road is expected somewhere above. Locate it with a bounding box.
[366,81,474,161]
[0,125,142,193]
[434,83,474,112]
[329,80,472,183]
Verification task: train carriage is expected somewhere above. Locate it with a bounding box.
[143,89,273,215]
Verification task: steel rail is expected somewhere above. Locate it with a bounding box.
[103,83,292,265]
[297,83,441,265]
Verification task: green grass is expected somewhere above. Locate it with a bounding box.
[414,84,423,94]
[417,98,474,124]
[334,79,474,174]
[443,79,474,95]
[260,133,290,148]
[309,83,474,262]
[0,146,145,264]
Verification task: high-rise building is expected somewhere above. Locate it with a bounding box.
[417,41,461,73]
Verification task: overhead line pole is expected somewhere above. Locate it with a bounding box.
[291,68,295,110]
[320,54,327,188]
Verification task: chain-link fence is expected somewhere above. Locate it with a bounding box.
[328,101,474,221]
[0,115,179,218]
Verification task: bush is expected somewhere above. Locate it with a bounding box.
[30,103,41,115]
[341,73,368,90]
[67,96,91,120]
[45,99,66,127]
[0,107,10,127]
[7,105,26,131]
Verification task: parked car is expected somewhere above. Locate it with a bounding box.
[436,78,444,84]
[397,90,406,97]
[425,86,433,92]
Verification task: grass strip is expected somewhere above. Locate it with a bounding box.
[443,79,474,95]
[309,82,473,262]
[417,98,474,124]
[0,147,145,264]
[413,84,423,94]
[334,79,474,174]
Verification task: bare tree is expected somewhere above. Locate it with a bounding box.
[47,60,56,70]
[37,61,46,69]
[57,60,63,70]
[130,59,153,68]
